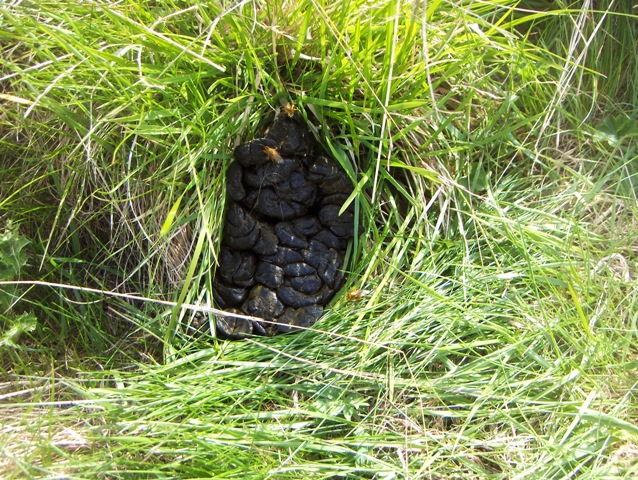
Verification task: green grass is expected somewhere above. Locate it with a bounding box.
[1,0,637,478]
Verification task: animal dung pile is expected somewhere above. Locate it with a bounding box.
[212,105,355,338]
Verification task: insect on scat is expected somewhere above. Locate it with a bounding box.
[282,103,296,118]
[263,145,284,164]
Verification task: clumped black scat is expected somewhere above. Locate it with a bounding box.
[213,107,355,339]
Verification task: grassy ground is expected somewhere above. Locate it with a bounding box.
[1,0,637,478]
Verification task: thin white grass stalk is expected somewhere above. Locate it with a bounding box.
[533,0,611,152]
[0,399,110,408]
[0,281,409,354]
[24,54,86,119]
[104,8,225,73]
[0,53,73,83]
[0,279,255,319]
[150,5,199,30]
[199,0,254,59]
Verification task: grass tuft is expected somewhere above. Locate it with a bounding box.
[1,1,637,478]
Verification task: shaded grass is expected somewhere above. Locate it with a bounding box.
[1,0,637,478]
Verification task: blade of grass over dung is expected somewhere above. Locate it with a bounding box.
[1,1,637,478]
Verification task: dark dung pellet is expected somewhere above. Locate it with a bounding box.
[212,105,356,338]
